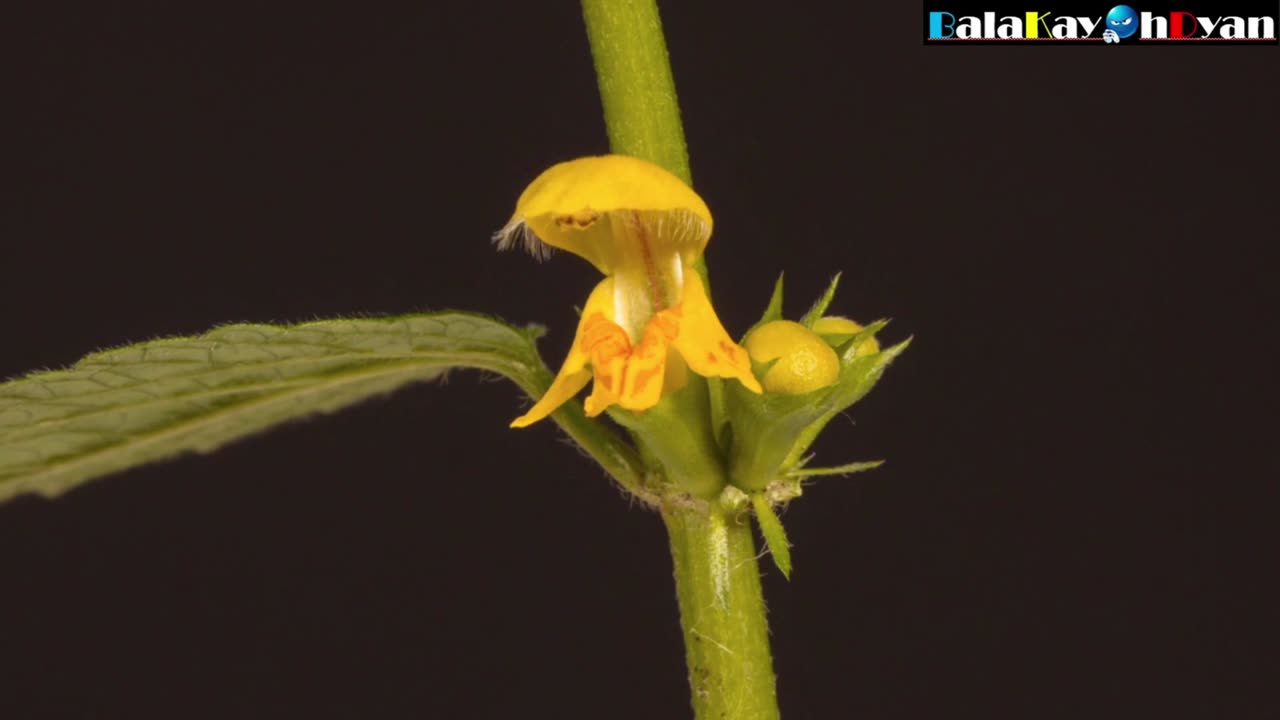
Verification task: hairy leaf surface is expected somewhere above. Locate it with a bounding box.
[0,313,547,502]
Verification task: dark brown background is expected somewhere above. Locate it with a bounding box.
[3,2,1275,718]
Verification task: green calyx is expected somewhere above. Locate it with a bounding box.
[608,374,727,500]
[724,273,910,494]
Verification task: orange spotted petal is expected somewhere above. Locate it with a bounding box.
[668,271,763,394]
[509,279,614,428]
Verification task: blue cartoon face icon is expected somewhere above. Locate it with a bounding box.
[1106,5,1139,38]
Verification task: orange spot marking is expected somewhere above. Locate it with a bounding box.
[616,360,630,396]
[581,313,630,361]
[630,365,662,396]
[706,353,718,364]
[649,313,680,342]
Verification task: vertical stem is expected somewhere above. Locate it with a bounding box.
[580,0,692,184]
[664,504,780,720]
[581,2,779,717]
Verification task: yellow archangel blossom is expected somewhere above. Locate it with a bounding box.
[495,154,763,428]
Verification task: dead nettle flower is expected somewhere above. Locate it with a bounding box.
[496,154,761,427]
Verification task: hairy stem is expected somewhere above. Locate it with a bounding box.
[664,504,780,720]
[580,0,691,184]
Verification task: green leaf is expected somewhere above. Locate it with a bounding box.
[751,493,792,579]
[0,313,554,503]
[799,273,841,328]
[788,460,884,478]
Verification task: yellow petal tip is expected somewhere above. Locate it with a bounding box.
[509,413,538,429]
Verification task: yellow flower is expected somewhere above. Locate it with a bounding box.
[495,154,763,427]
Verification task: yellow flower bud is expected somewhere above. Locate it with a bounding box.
[743,321,839,395]
[811,316,880,357]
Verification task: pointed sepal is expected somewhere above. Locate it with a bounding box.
[799,273,841,328]
[751,493,793,579]
[788,460,884,478]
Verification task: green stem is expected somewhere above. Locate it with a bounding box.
[580,0,692,184]
[664,503,780,720]
[581,2,780,717]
